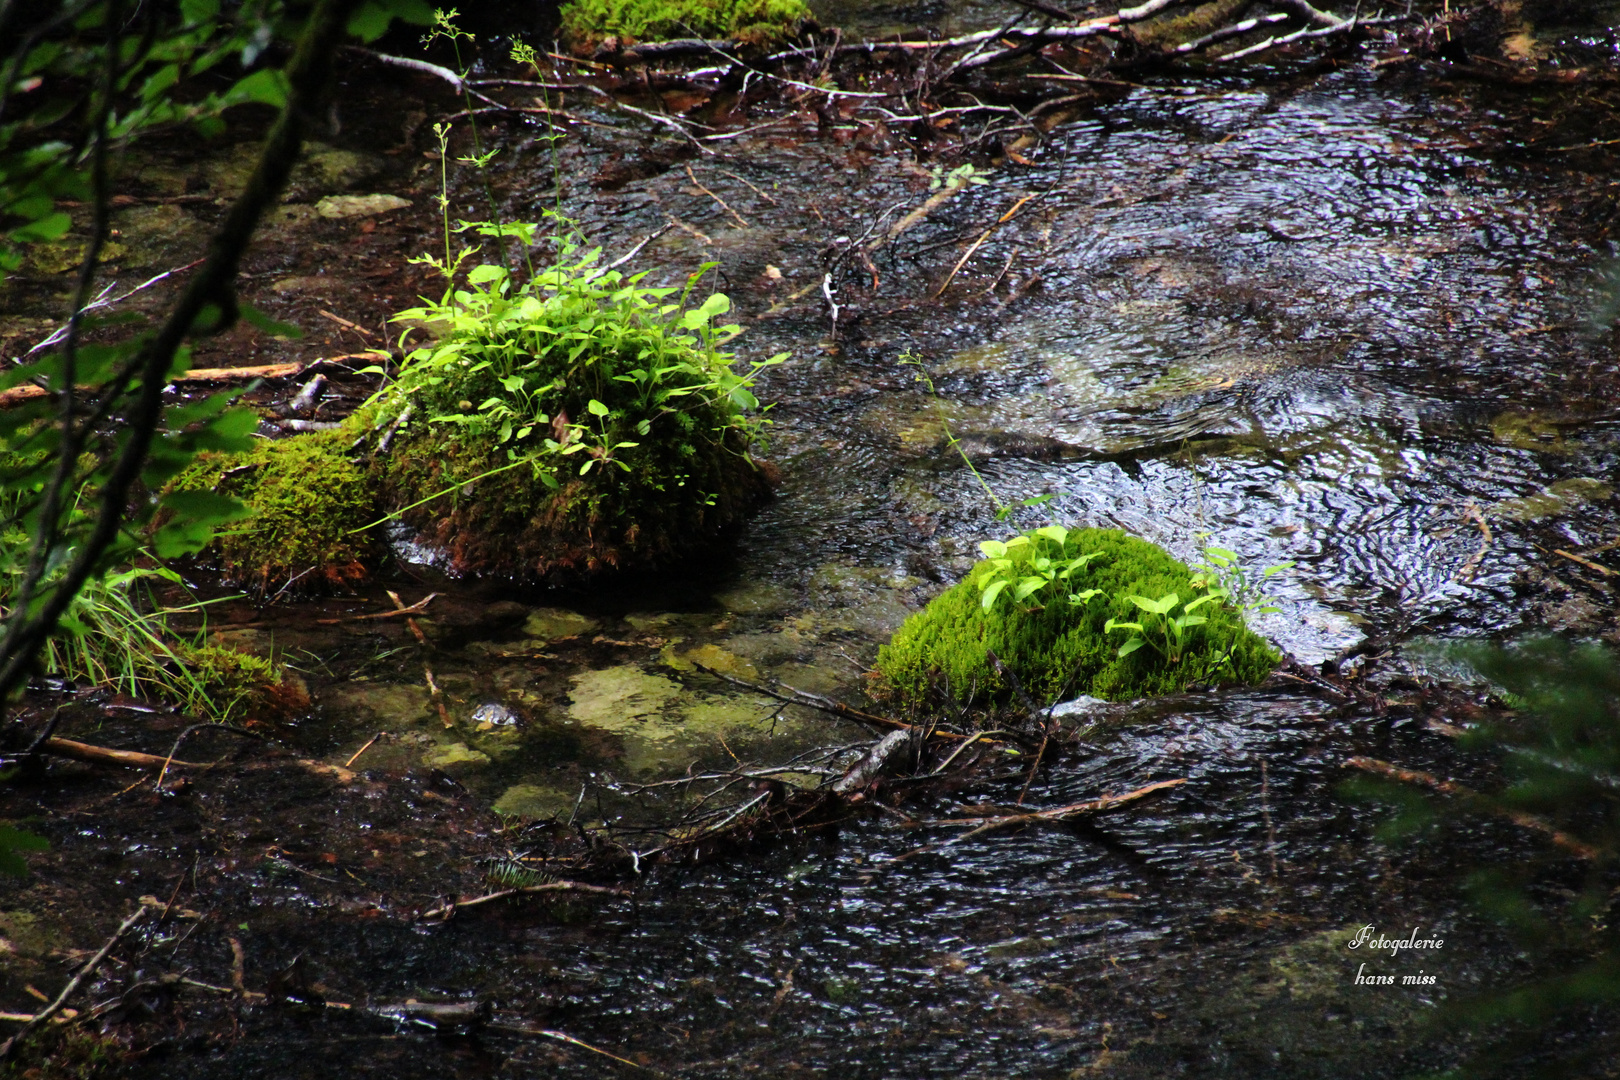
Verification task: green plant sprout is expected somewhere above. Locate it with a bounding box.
[1190,544,1294,618]
[1103,589,1224,664]
[929,163,990,191]
[977,525,1104,611]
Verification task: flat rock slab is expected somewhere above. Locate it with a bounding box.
[315,193,412,219]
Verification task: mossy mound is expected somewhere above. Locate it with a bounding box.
[561,0,811,46]
[365,246,776,581]
[876,528,1279,707]
[168,426,379,591]
[177,643,310,723]
[374,414,769,580]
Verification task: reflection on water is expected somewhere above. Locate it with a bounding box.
[183,60,1620,1080]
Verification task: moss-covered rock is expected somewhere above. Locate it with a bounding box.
[365,242,776,581]
[168,426,379,591]
[177,643,310,722]
[561,0,811,47]
[876,528,1278,706]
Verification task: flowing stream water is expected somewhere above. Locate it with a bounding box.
[91,23,1620,1079]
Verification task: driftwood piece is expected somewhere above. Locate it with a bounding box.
[36,735,354,783]
[0,363,301,408]
[43,736,204,770]
[913,777,1188,832]
[833,729,914,794]
[1344,756,1597,859]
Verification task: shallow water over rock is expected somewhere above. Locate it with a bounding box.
[77,36,1620,1080]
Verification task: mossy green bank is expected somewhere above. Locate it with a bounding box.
[363,231,777,581]
[561,0,811,46]
[168,425,378,591]
[877,528,1279,706]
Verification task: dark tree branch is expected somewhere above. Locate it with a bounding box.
[0,0,366,705]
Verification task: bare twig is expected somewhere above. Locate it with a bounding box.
[343,731,384,768]
[1344,756,1598,859]
[313,592,437,625]
[684,164,749,228]
[689,661,976,740]
[419,880,630,921]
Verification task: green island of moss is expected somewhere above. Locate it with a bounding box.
[876,528,1280,707]
[168,425,378,591]
[561,0,811,46]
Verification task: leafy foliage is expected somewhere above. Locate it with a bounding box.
[877,527,1279,706]
[559,0,812,46]
[364,221,779,579]
[0,0,428,710]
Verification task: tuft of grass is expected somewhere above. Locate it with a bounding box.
[560,0,811,45]
[176,642,309,723]
[167,427,379,593]
[876,528,1279,707]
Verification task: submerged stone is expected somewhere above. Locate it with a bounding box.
[1489,477,1613,522]
[315,193,412,219]
[492,783,578,820]
[713,580,795,616]
[662,642,759,681]
[568,666,682,730]
[523,608,600,641]
[422,742,492,770]
[320,682,433,726]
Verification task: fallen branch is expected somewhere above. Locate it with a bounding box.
[911,777,1188,832]
[15,260,205,363]
[419,880,630,921]
[1344,756,1598,859]
[0,362,307,408]
[1552,547,1615,578]
[42,736,203,770]
[313,591,437,624]
[387,590,451,728]
[833,729,914,794]
[0,907,146,1062]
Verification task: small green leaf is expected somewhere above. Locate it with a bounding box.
[1013,577,1046,603]
[1033,524,1068,546]
[224,68,290,108]
[587,398,610,417]
[979,540,1007,559]
[239,303,302,339]
[1117,637,1145,658]
[981,579,1009,611]
[0,826,49,877]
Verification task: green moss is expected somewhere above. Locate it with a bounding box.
[561,0,811,46]
[176,643,309,723]
[169,426,379,591]
[876,528,1279,707]
[0,1024,125,1080]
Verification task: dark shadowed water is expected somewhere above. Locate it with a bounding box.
[111,39,1620,1080]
